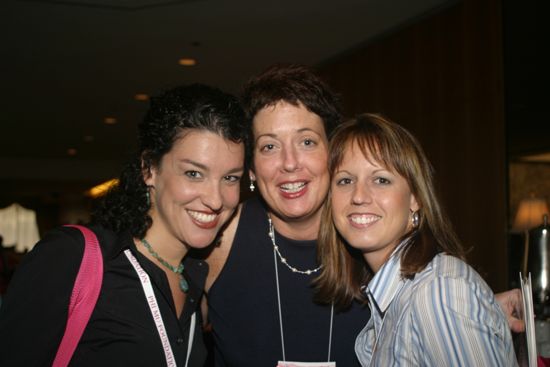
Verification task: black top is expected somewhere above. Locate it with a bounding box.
[208,197,371,366]
[0,225,207,367]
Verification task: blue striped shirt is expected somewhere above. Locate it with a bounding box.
[355,243,518,366]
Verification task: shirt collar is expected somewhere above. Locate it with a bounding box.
[106,229,135,259]
[366,238,411,313]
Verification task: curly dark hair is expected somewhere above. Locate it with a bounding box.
[241,63,342,167]
[92,84,247,238]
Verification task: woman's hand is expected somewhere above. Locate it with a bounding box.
[495,288,525,333]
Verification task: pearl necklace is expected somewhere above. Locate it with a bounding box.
[267,216,322,275]
[140,238,189,293]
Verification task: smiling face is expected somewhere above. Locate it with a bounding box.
[145,129,244,249]
[331,142,419,272]
[251,101,330,237]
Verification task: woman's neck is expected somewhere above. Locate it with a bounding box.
[135,230,187,267]
[268,210,321,241]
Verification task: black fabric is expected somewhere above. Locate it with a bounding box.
[0,224,207,367]
[208,197,370,366]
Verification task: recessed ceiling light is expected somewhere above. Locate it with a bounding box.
[134,93,149,101]
[67,148,77,156]
[104,117,117,124]
[178,58,197,66]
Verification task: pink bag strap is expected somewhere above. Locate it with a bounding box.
[52,225,104,367]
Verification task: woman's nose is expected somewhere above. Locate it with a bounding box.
[282,146,299,172]
[202,182,223,211]
[351,184,372,205]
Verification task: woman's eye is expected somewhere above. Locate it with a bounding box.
[374,177,391,185]
[260,144,275,152]
[303,138,317,147]
[224,175,241,183]
[185,170,202,179]
[336,177,352,186]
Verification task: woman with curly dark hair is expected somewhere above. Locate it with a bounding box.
[0,84,247,367]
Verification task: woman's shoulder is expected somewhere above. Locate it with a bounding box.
[28,226,87,260]
[5,226,99,304]
[26,224,117,266]
[202,203,243,292]
[410,254,498,312]
[239,196,267,219]
[416,253,485,283]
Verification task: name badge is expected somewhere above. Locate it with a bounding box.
[277,362,336,367]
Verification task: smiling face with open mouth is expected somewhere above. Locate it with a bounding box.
[331,141,419,272]
[251,101,330,235]
[145,129,244,250]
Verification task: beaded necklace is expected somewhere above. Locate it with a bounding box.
[267,215,322,275]
[140,238,189,293]
[267,215,334,364]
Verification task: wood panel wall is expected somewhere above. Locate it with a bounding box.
[318,0,508,291]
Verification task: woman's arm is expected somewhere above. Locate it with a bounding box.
[411,274,518,366]
[0,227,84,367]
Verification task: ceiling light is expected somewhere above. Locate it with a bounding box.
[86,178,119,198]
[178,58,197,66]
[134,93,149,101]
[67,148,77,156]
[104,117,117,124]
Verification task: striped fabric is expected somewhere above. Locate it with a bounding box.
[355,243,518,366]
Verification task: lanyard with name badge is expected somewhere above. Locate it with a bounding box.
[270,217,336,367]
[125,249,195,367]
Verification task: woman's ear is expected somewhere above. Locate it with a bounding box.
[249,169,256,182]
[410,194,420,213]
[141,153,156,187]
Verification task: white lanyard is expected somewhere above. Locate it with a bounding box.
[186,312,196,367]
[124,249,195,367]
[273,245,335,364]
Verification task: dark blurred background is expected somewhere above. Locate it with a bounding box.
[0,0,548,293]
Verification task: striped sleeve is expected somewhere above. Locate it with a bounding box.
[409,260,517,366]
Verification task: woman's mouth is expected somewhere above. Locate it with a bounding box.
[280,181,306,194]
[188,210,219,228]
[349,214,381,226]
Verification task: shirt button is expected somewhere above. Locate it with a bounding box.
[176,337,184,345]
[198,261,203,266]
[189,298,195,303]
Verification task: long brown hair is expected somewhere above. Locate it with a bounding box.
[315,113,465,309]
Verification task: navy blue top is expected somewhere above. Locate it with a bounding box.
[208,197,370,366]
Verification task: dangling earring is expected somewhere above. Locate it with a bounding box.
[411,210,420,228]
[249,179,255,192]
[145,190,151,207]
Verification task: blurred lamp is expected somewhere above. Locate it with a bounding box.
[86,179,119,198]
[514,196,549,276]
[514,196,550,231]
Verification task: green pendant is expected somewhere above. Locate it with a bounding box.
[139,238,188,293]
[179,276,189,293]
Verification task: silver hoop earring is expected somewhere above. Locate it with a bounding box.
[412,211,420,228]
[249,179,255,192]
